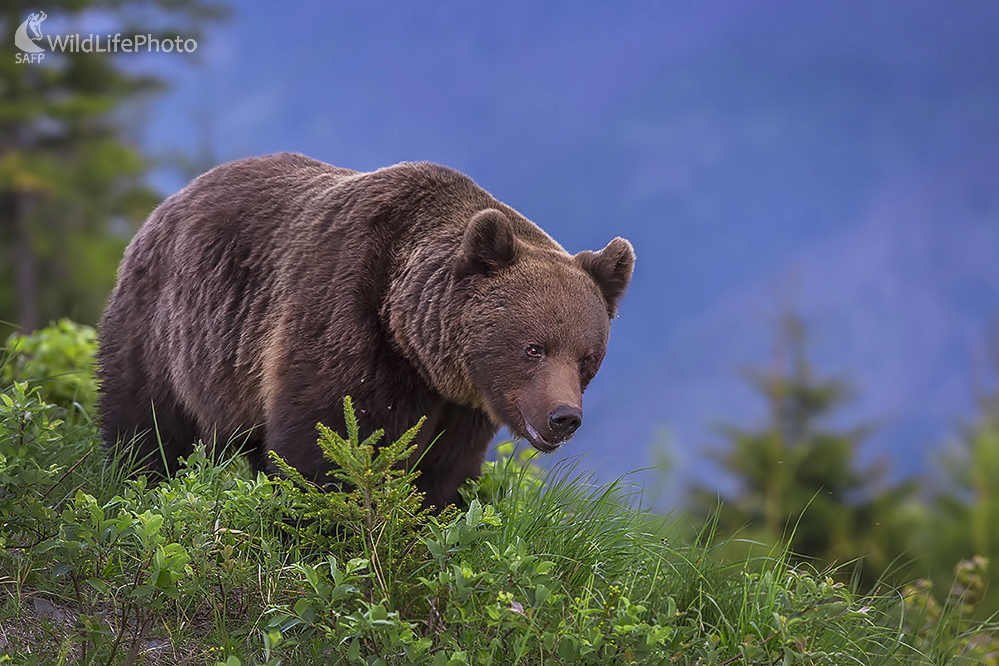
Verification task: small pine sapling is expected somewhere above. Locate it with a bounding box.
[269,396,435,602]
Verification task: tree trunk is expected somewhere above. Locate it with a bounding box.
[15,192,39,333]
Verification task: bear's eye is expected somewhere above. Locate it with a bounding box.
[525,344,545,359]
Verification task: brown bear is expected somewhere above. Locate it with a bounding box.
[97,153,634,508]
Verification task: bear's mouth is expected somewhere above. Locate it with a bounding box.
[521,416,563,453]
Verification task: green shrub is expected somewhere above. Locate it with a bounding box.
[259,398,918,665]
[3,319,98,418]
[2,322,998,665]
[0,380,64,548]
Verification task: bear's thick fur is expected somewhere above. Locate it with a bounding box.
[97,153,634,508]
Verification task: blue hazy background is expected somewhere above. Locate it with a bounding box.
[140,1,999,506]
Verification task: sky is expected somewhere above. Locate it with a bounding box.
[129,1,999,506]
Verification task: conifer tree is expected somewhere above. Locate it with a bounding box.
[693,313,890,571]
[929,341,999,606]
[0,0,225,331]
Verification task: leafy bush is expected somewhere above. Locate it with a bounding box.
[0,380,64,548]
[897,556,999,665]
[3,318,98,418]
[1,320,998,665]
[270,396,438,603]
[261,398,960,665]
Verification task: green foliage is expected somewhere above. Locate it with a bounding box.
[269,396,435,604]
[260,399,968,665]
[897,556,999,665]
[3,318,97,417]
[0,380,64,547]
[686,313,999,629]
[37,488,195,665]
[0,432,293,665]
[917,368,999,616]
[690,313,915,589]
[2,320,999,665]
[0,0,227,330]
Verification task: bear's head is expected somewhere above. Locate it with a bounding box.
[455,208,635,452]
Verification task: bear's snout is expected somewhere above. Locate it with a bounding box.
[518,400,582,453]
[549,404,582,442]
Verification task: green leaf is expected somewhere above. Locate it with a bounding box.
[426,539,444,558]
[369,602,388,622]
[301,563,319,591]
[293,597,311,617]
[138,511,164,539]
[466,498,483,528]
[51,562,74,578]
[86,578,110,595]
[535,583,551,607]
[130,584,158,599]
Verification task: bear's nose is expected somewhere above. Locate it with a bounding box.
[549,405,582,442]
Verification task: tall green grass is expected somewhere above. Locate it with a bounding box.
[1,322,997,664]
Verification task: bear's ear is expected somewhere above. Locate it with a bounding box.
[575,237,635,318]
[454,208,518,280]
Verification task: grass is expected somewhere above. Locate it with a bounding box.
[1,325,998,664]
